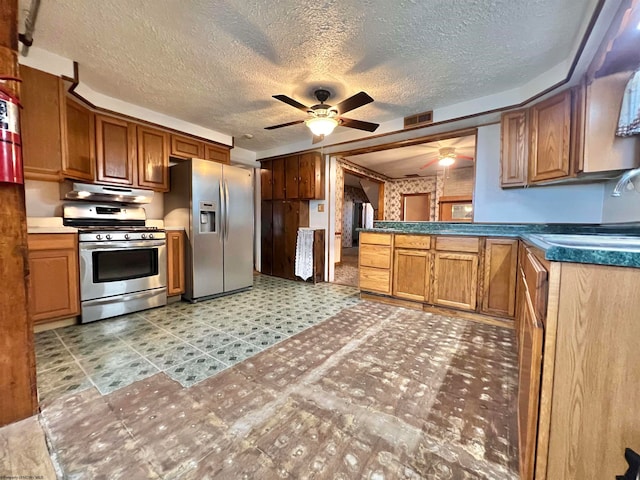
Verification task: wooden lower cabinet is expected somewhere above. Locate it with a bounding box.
[359,233,393,294]
[432,252,478,311]
[482,238,518,317]
[27,234,80,324]
[166,231,185,296]
[393,249,430,302]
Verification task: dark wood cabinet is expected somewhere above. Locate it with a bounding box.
[65,99,95,181]
[269,200,309,280]
[298,152,324,199]
[170,134,203,159]
[260,160,273,200]
[137,126,169,191]
[500,109,528,187]
[95,114,136,186]
[260,201,273,275]
[21,65,65,181]
[529,90,573,183]
[285,155,299,199]
[272,158,286,200]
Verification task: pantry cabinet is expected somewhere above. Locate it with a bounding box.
[137,126,169,191]
[20,65,66,181]
[298,152,324,199]
[285,155,300,199]
[65,99,95,181]
[27,234,80,324]
[271,200,309,280]
[260,153,324,201]
[272,158,286,200]
[166,230,185,296]
[95,114,136,186]
[260,161,273,200]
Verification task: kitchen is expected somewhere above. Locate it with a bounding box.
[1,0,637,478]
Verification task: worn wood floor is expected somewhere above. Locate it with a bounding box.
[1,297,518,479]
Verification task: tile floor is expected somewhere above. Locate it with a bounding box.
[35,275,361,404]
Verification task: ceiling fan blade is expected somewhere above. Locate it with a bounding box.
[272,94,309,112]
[335,92,374,114]
[456,155,474,161]
[419,158,440,170]
[339,117,379,132]
[264,119,305,130]
[312,134,325,144]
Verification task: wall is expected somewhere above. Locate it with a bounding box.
[601,176,640,223]
[442,166,474,197]
[384,176,441,221]
[473,124,605,223]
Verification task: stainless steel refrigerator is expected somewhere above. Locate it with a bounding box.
[164,159,254,301]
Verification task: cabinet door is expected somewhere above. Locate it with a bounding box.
[482,238,518,318]
[272,158,286,200]
[167,231,185,296]
[393,249,430,302]
[137,126,169,191]
[170,134,203,159]
[203,143,230,164]
[95,115,136,185]
[529,91,573,182]
[65,99,95,181]
[21,65,65,181]
[260,200,273,274]
[283,200,301,279]
[432,252,478,311]
[285,155,300,199]
[518,290,544,480]
[500,110,528,187]
[27,234,79,323]
[260,161,273,200]
[299,152,323,199]
[272,201,286,278]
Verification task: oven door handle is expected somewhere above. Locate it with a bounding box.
[80,240,166,250]
[83,288,167,306]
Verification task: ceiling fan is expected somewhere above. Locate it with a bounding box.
[420,147,474,170]
[265,89,380,143]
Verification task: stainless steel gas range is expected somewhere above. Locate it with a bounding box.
[63,203,167,323]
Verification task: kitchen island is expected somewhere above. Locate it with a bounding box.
[357,221,640,480]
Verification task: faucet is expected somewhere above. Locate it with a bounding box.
[611,168,640,197]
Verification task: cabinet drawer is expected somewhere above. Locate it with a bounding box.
[28,233,77,251]
[359,266,390,294]
[522,248,548,321]
[394,234,430,249]
[360,245,391,269]
[360,232,392,246]
[435,236,480,253]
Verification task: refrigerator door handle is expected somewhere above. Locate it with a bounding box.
[218,179,225,241]
[224,180,230,241]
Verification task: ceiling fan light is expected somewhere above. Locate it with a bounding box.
[438,157,455,167]
[305,117,338,136]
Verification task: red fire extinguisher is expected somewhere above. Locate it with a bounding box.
[0,76,23,184]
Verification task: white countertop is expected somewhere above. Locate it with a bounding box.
[27,217,77,234]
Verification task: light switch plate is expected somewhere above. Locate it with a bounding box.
[317,203,325,212]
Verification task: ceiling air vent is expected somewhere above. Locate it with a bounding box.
[404,110,433,129]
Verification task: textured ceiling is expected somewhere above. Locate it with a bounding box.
[344,135,476,178]
[21,0,596,152]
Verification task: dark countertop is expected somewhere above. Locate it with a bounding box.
[359,221,640,268]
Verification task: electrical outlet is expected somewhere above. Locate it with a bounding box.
[317,203,325,212]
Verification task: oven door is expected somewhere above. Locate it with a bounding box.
[79,240,167,301]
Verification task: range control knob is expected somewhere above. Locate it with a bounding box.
[149,233,154,239]
[141,233,147,239]
[124,234,130,240]
[106,234,112,240]
[96,234,101,240]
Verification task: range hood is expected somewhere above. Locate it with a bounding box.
[60,182,154,204]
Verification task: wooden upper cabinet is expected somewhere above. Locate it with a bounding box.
[529,90,573,183]
[272,157,286,200]
[170,134,203,159]
[482,238,518,318]
[64,99,95,181]
[20,65,66,181]
[137,126,169,191]
[166,230,185,296]
[299,152,324,199]
[501,109,528,187]
[27,234,80,323]
[95,115,136,186]
[260,160,273,200]
[203,143,230,164]
[285,155,300,199]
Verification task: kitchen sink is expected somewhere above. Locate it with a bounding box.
[528,234,640,251]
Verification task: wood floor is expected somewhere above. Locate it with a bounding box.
[0,278,518,479]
